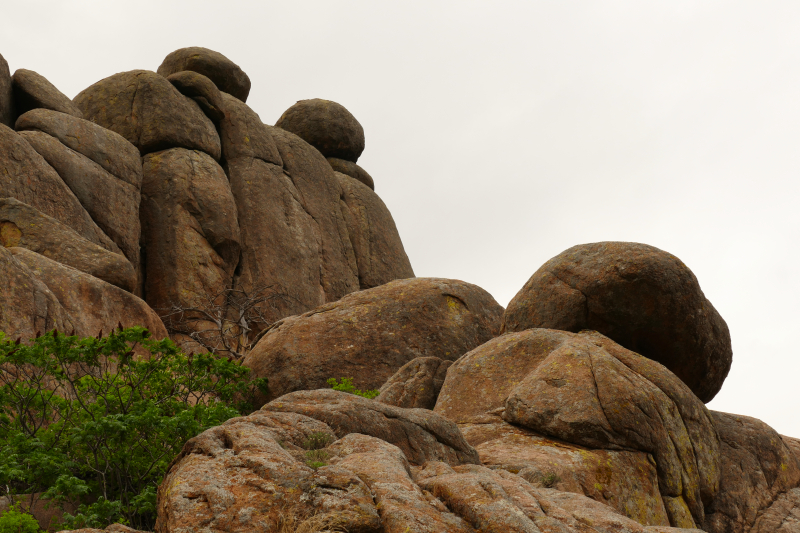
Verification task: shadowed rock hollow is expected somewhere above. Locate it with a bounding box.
[0,47,798,533]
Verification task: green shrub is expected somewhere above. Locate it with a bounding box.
[304,450,329,470]
[0,327,268,531]
[326,378,379,399]
[0,503,41,533]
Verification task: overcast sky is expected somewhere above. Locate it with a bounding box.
[3,1,799,436]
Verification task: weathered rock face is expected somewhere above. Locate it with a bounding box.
[0,246,73,340]
[749,488,800,533]
[502,242,732,403]
[0,53,12,127]
[10,247,167,339]
[0,198,136,291]
[165,70,225,122]
[461,421,671,526]
[157,47,251,102]
[73,70,221,159]
[376,356,452,409]
[436,328,720,529]
[140,148,240,317]
[703,411,800,533]
[336,171,414,289]
[18,130,140,268]
[11,69,82,119]
[15,108,143,189]
[158,390,700,533]
[328,157,374,189]
[276,98,366,162]
[243,277,503,405]
[0,124,118,252]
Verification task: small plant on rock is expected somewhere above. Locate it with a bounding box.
[327,377,379,399]
[305,450,329,470]
[541,472,561,488]
[303,432,333,451]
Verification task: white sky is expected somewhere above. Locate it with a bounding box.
[3,1,799,436]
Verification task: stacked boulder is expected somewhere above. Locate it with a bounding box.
[0,47,414,346]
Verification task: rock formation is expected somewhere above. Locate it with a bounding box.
[1,47,798,533]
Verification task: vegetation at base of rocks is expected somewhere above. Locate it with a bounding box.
[303,432,333,451]
[0,327,268,531]
[326,378,379,399]
[304,449,329,470]
[275,507,347,533]
[541,472,561,488]
[0,502,42,533]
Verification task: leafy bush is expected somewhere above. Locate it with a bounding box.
[0,502,41,533]
[0,327,268,531]
[326,378,379,399]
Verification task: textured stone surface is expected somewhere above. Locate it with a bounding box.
[166,70,225,122]
[328,157,374,189]
[0,245,73,340]
[15,108,142,188]
[243,277,503,404]
[74,70,220,159]
[0,197,135,291]
[0,124,118,251]
[157,47,251,102]
[436,328,720,529]
[336,171,414,289]
[218,92,282,164]
[702,411,800,533]
[502,242,732,403]
[276,98,365,162]
[11,69,82,119]
[460,421,670,526]
[0,52,12,127]
[376,356,452,409]
[18,130,140,268]
[10,247,167,339]
[749,488,800,533]
[140,148,240,319]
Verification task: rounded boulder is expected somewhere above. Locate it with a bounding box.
[275,99,365,163]
[157,47,251,102]
[243,277,504,406]
[502,242,732,403]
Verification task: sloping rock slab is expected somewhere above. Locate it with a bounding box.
[0,197,135,291]
[0,124,118,251]
[15,108,142,188]
[11,69,82,118]
[263,389,480,465]
[10,247,166,339]
[0,246,73,340]
[19,130,140,267]
[376,356,451,409]
[0,53,12,127]
[166,70,224,122]
[74,70,220,159]
[243,277,503,404]
[336,171,414,289]
[502,242,731,403]
[328,157,374,189]
[749,487,800,533]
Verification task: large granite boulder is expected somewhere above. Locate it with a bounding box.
[336,171,414,289]
[502,242,732,403]
[9,247,167,339]
[15,108,142,188]
[275,98,365,162]
[243,278,503,405]
[435,328,721,529]
[157,47,251,102]
[11,69,82,119]
[73,70,221,159]
[157,389,700,533]
[0,124,118,251]
[140,148,240,327]
[18,130,140,269]
[165,70,225,122]
[0,197,135,291]
[0,52,12,127]
[328,157,374,189]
